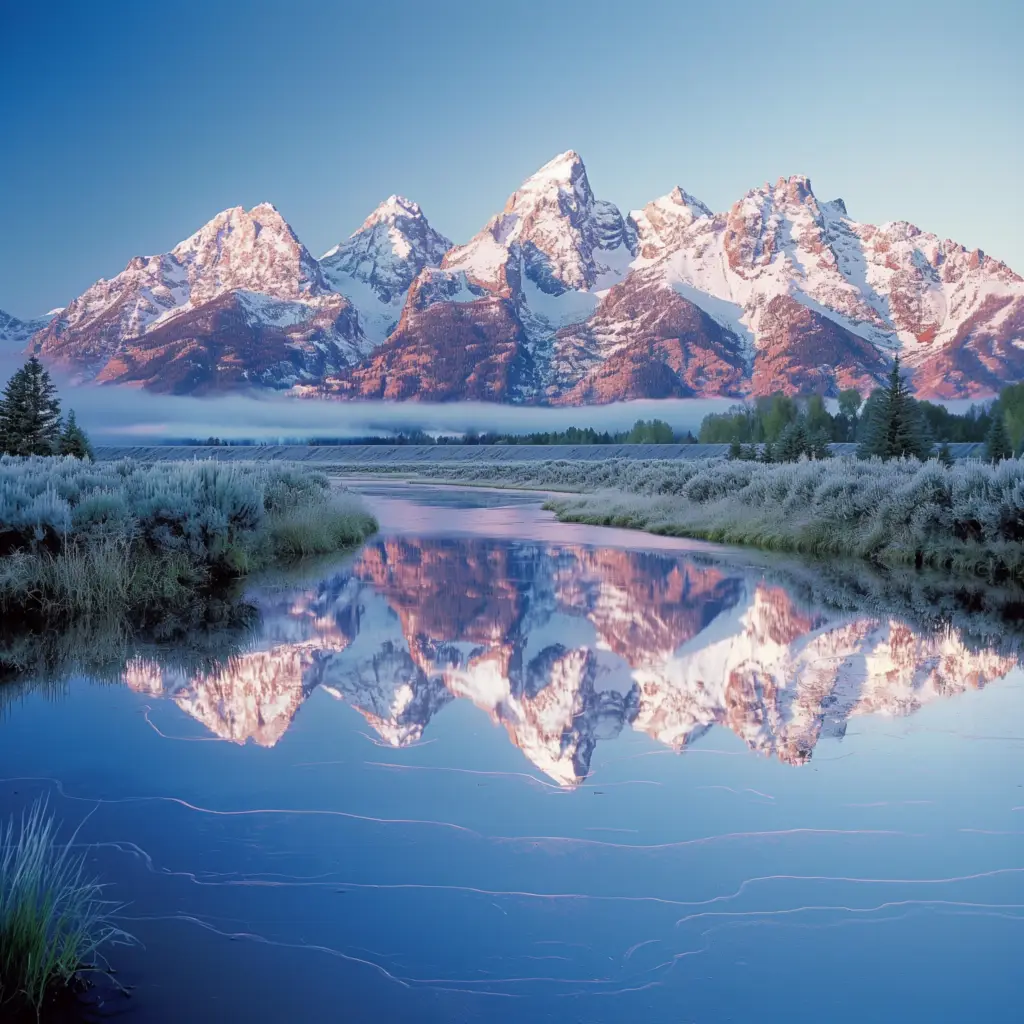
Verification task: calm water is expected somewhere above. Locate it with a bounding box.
[1,484,1023,1023]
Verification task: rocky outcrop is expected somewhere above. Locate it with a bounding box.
[551,269,748,401]
[327,293,536,401]
[89,290,362,393]
[909,294,1024,397]
[750,294,889,395]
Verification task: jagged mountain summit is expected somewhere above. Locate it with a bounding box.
[624,174,1024,398]
[28,203,371,393]
[15,152,1024,399]
[319,195,452,345]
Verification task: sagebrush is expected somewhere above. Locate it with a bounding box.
[0,457,377,617]
[333,455,1024,580]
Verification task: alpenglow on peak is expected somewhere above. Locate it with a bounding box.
[16,150,1024,402]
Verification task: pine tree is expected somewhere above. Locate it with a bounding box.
[807,428,832,460]
[984,406,1013,463]
[0,357,62,456]
[775,420,809,462]
[728,437,743,460]
[856,358,932,461]
[937,443,954,467]
[57,410,93,460]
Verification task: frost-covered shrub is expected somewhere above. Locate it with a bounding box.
[340,454,1024,580]
[0,456,377,617]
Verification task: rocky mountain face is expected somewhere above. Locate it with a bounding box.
[28,204,371,393]
[125,537,1019,779]
[0,309,56,353]
[319,195,452,346]
[16,154,1024,399]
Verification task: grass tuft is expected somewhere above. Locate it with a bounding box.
[269,495,379,561]
[0,799,133,1018]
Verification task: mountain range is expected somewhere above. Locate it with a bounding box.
[6,152,1024,402]
[124,537,1018,781]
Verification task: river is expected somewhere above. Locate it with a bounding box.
[1,483,1021,1022]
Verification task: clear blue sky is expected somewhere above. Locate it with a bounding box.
[1,0,1021,317]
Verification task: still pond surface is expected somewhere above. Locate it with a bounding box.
[1,484,1022,1022]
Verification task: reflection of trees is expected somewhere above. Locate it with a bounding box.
[0,595,259,714]
[760,557,1024,658]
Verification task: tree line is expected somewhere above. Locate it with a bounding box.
[190,419,696,447]
[31,345,1021,467]
[706,360,1020,464]
[0,357,93,458]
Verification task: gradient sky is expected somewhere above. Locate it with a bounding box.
[1,0,1021,317]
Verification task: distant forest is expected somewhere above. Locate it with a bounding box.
[179,419,693,447]
[175,382,1024,454]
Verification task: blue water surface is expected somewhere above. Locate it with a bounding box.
[1,485,1021,1023]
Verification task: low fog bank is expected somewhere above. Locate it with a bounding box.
[22,374,739,441]
[0,350,996,442]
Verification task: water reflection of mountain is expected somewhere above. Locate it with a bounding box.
[125,538,1021,782]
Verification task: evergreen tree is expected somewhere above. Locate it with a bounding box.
[0,357,62,456]
[856,358,932,461]
[937,443,954,468]
[775,420,809,462]
[984,406,1013,463]
[728,437,743,460]
[57,410,93,460]
[807,428,832,460]
[999,382,1024,453]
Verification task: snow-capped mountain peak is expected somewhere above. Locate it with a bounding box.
[0,309,57,348]
[26,202,369,391]
[442,150,633,300]
[15,151,1024,400]
[668,184,712,214]
[170,202,326,303]
[318,194,452,343]
[512,149,592,203]
[630,185,713,260]
[360,194,425,227]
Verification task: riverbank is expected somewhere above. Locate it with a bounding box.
[337,456,1024,582]
[0,457,377,622]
